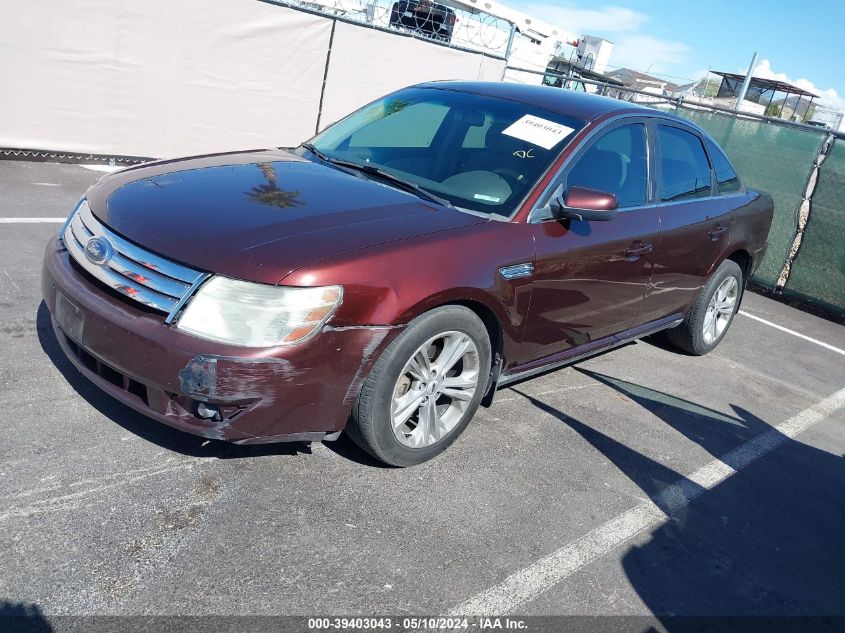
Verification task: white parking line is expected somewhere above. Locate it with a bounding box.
[0,217,66,223]
[449,386,845,615]
[739,310,845,357]
[79,164,122,172]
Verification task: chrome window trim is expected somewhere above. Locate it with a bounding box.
[63,200,209,321]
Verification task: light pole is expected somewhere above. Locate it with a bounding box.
[734,52,758,111]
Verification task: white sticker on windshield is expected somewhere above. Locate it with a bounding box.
[501,115,575,150]
[474,193,501,203]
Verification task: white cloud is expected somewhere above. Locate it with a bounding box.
[609,35,690,76]
[516,3,690,77]
[517,5,647,34]
[749,58,845,110]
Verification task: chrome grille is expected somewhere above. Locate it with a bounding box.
[62,200,209,322]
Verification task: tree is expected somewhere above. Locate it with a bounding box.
[765,104,782,118]
[246,162,302,209]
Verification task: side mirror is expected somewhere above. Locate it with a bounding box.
[550,186,618,221]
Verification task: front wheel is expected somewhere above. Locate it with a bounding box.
[348,306,491,466]
[667,259,743,356]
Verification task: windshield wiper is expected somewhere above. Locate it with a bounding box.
[337,161,455,209]
[299,142,331,163]
[299,143,454,209]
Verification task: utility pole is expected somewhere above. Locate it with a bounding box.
[735,52,758,111]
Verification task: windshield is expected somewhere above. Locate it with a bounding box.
[305,87,585,216]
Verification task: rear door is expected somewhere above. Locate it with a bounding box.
[636,122,734,325]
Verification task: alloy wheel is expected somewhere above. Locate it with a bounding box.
[391,331,480,448]
[703,275,738,344]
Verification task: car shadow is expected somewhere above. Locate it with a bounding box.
[36,302,311,460]
[322,433,392,468]
[640,330,695,356]
[0,601,52,633]
[513,373,845,624]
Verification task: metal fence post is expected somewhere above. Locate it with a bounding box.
[501,23,517,81]
[314,19,337,135]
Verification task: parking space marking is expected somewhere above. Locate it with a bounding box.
[0,217,66,223]
[739,311,845,356]
[4,271,20,291]
[449,386,845,616]
[79,164,122,172]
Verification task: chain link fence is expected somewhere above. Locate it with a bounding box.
[266,0,514,56]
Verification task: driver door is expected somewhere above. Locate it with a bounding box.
[520,119,660,363]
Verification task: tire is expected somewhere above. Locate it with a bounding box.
[667,259,743,356]
[348,305,491,467]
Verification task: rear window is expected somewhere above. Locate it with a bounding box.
[657,125,712,202]
[706,140,742,194]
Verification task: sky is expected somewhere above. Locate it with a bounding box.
[508,0,845,109]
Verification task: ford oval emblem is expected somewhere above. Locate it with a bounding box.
[85,237,114,265]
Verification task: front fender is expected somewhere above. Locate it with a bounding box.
[281,220,537,368]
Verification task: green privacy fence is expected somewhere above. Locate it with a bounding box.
[511,66,844,314]
[782,138,845,313]
[667,107,826,288]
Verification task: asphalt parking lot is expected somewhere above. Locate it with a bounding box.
[2,160,844,626]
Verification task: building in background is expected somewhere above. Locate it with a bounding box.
[602,68,680,103]
[710,71,819,119]
[606,68,678,93]
[541,57,623,92]
[570,35,614,74]
[535,35,618,93]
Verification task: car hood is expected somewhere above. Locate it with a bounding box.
[85,149,485,284]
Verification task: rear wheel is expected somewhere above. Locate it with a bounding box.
[348,306,491,466]
[667,259,742,355]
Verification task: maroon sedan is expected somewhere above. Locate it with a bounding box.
[42,82,773,466]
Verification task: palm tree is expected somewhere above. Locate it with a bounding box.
[245,162,302,209]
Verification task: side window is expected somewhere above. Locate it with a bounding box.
[706,140,742,194]
[657,126,712,201]
[565,124,648,208]
[348,101,449,148]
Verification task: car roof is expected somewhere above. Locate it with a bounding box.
[415,81,652,122]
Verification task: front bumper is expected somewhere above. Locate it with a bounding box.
[42,236,400,443]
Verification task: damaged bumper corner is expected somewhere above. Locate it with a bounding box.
[42,238,403,443]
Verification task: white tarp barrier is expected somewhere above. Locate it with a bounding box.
[0,0,507,158]
[502,67,545,86]
[318,21,507,130]
[0,0,333,157]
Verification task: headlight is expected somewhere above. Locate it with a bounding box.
[176,277,343,347]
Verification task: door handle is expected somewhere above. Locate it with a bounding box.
[624,241,653,261]
[708,225,728,241]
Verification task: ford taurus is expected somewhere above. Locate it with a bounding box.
[42,82,774,466]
